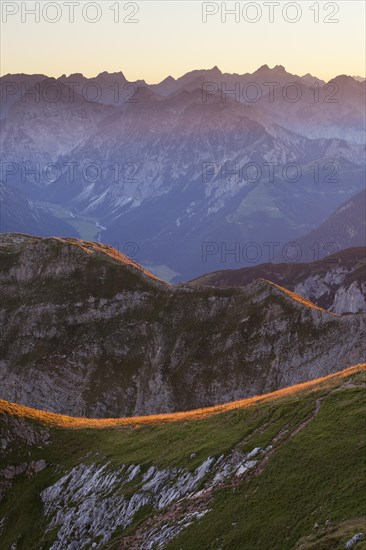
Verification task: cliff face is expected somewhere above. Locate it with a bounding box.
[0,234,365,417]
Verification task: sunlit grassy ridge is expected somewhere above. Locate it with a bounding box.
[262,278,340,316]
[0,363,364,429]
[1,365,365,549]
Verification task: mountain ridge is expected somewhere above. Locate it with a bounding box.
[0,233,365,417]
[1,362,363,427]
[191,246,366,314]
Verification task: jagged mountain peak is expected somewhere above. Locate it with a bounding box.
[64,72,85,79]
[254,63,288,75]
[96,70,125,77]
[255,63,270,72]
[160,75,176,84]
[273,64,287,72]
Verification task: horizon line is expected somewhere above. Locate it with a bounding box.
[1,64,365,85]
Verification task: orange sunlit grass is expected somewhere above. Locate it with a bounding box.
[50,236,166,283]
[262,279,340,316]
[1,363,364,431]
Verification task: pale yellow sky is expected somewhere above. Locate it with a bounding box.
[0,1,365,82]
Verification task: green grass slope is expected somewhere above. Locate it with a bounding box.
[0,364,365,549]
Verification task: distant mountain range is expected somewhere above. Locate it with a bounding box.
[0,234,365,417]
[0,66,365,279]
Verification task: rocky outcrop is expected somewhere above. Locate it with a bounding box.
[0,459,47,501]
[345,533,364,549]
[294,267,366,314]
[1,234,365,417]
[40,448,262,549]
[0,412,50,500]
[0,414,50,453]
[331,282,366,314]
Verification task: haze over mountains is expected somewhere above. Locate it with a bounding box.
[293,188,366,259]
[1,65,365,280]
